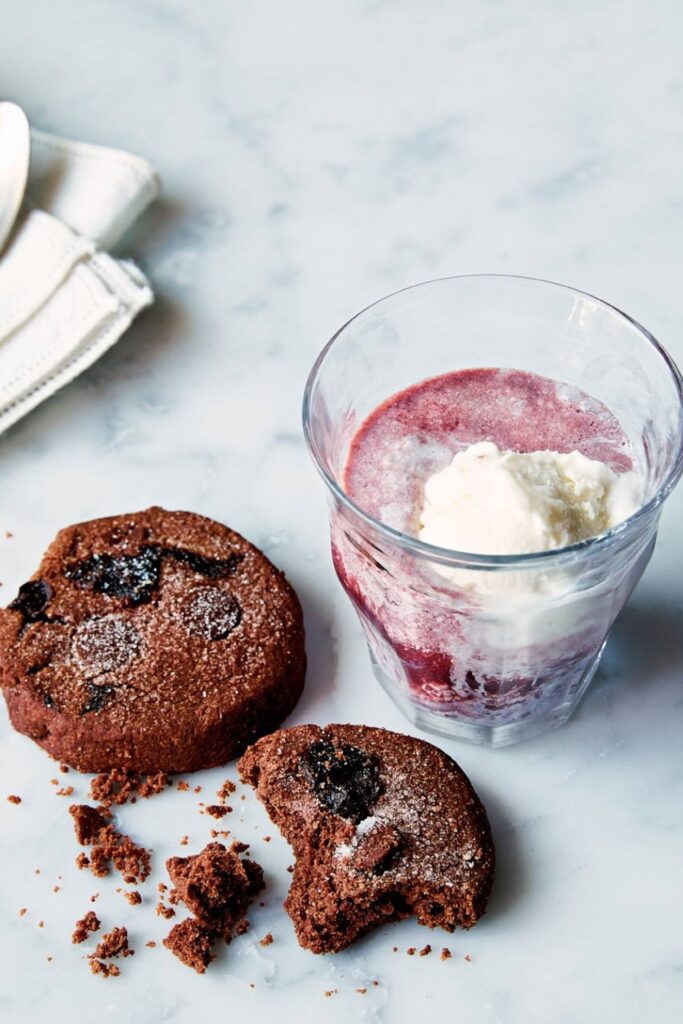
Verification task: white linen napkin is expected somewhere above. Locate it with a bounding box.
[0,127,159,435]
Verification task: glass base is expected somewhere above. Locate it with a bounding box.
[369,644,606,748]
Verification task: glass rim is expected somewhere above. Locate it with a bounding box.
[302,273,683,570]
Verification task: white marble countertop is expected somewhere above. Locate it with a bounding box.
[1,2,682,1021]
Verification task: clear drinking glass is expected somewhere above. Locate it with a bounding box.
[302,275,683,747]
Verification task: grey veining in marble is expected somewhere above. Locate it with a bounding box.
[1,2,682,1022]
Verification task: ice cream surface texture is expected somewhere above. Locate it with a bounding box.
[418,441,640,559]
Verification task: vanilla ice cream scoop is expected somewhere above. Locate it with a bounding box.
[417,441,640,558]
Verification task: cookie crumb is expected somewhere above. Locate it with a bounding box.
[75,852,90,870]
[46,956,53,962]
[392,946,398,952]
[72,911,100,944]
[419,944,432,957]
[179,835,189,846]
[89,959,121,978]
[176,780,190,792]
[156,901,176,919]
[441,947,452,961]
[146,940,156,948]
[59,764,69,773]
[163,918,215,974]
[7,794,21,805]
[259,932,273,947]
[92,926,133,960]
[194,786,202,793]
[217,779,236,802]
[356,988,367,994]
[407,947,415,956]
[139,771,168,798]
[53,886,60,893]
[69,803,151,884]
[262,836,271,842]
[464,953,472,962]
[124,890,142,906]
[324,990,337,998]
[90,893,99,903]
[204,804,229,819]
[19,908,27,917]
[38,920,45,928]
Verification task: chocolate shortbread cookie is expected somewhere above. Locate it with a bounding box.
[0,507,305,772]
[238,724,494,953]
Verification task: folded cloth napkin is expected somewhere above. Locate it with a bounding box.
[0,127,159,435]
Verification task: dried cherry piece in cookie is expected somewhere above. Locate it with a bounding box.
[9,580,53,623]
[65,546,162,605]
[163,547,243,579]
[301,738,382,823]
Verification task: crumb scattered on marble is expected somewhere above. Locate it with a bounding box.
[19,908,27,917]
[259,932,273,947]
[441,947,452,961]
[7,794,21,805]
[419,944,432,957]
[204,804,230,819]
[124,890,142,905]
[72,911,100,944]
[56,786,74,797]
[407,947,415,956]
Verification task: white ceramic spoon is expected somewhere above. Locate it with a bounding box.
[0,102,30,255]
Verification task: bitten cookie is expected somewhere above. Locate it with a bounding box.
[0,507,306,772]
[238,724,494,953]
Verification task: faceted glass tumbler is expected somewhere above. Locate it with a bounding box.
[303,276,683,747]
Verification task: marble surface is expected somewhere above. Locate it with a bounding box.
[1,2,682,1021]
